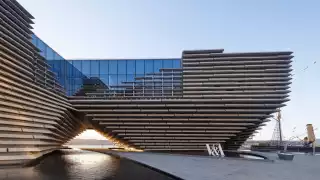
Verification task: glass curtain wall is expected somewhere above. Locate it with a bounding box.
[68,59,181,96]
[32,34,181,96]
[32,34,85,95]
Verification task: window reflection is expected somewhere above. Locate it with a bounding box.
[126,60,135,74]
[154,60,163,72]
[163,60,173,69]
[82,61,91,76]
[71,61,82,77]
[100,78,109,86]
[31,34,37,46]
[136,60,144,74]
[46,47,54,60]
[145,60,153,74]
[126,74,135,82]
[57,59,181,96]
[173,59,181,68]
[91,60,99,75]
[118,60,126,74]
[66,61,73,77]
[108,75,117,86]
[118,75,126,85]
[31,34,183,97]
[100,61,109,75]
[109,61,117,74]
[99,74,109,85]
[136,74,144,79]
[37,39,46,57]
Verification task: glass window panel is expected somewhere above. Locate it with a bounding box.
[46,47,54,60]
[99,61,109,75]
[108,75,117,86]
[136,60,145,74]
[136,74,144,78]
[65,83,70,94]
[90,74,100,79]
[74,78,83,94]
[109,60,118,74]
[163,60,173,69]
[71,60,82,77]
[118,60,126,74]
[31,34,37,46]
[100,78,109,87]
[76,77,84,85]
[172,59,181,68]
[126,74,135,82]
[59,75,65,88]
[90,60,99,75]
[53,53,61,60]
[145,60,154,74]
[118,75,126,85]
[52,61,60,72]
[126,60,135,74]
[59,60,66,77]
[38,39,46,57]
[47,61,54,70]
[67,62,73,78]
[64,79,71,93]
[100,74,110,85]
[154,60,163,72]
[82,60,91,76]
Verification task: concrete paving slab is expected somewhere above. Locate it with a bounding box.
[95,150,320,180]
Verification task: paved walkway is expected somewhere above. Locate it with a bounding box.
[93,150,320,180]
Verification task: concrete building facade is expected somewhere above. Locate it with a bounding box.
[0,0,293,165]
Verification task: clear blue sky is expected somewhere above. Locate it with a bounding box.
[18,0,320,140]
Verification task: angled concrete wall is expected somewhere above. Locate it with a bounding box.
[70,50,292,151]
[0,0,84,165]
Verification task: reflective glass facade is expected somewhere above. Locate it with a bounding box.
[32,34,64,61]
[32,35,181,95]
[68,59,181,94]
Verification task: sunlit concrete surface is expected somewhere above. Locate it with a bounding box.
[98,151,320,180]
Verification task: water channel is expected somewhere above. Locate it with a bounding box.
[0,149,177,180]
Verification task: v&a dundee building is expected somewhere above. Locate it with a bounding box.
[0,0,293,165]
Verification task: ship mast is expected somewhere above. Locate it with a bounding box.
[277,109,283,145]
[270,109,283,147]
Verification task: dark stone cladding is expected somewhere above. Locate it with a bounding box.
[70,49,293,151]
[0,0,84,165]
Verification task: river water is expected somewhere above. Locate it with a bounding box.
[0,149,176,180]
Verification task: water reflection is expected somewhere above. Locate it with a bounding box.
[0,149,176,180]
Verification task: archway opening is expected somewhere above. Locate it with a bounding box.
[65,129,115,149]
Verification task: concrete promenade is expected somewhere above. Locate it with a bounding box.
[91,150,320,180]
